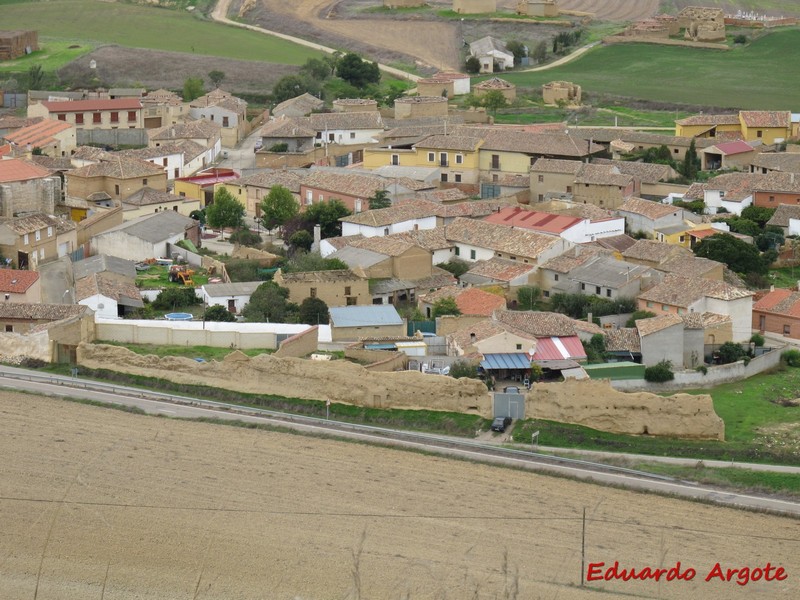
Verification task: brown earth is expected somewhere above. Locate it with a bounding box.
[558,0,659,21]
[1,392,799,599]
[56,45,297,95]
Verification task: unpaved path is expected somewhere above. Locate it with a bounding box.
[1,393,797,599]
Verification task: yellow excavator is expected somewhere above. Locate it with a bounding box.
[168,265,195,286]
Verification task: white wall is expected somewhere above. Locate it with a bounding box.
[189,106,238,128]
[80,293,118,319]
[561,218,625,243]
[144,151,184,180]
[342,215,438,238]
[203,292,252,314]
[454,243,494,262]
[706,296,753,342]
[318,128,382,146]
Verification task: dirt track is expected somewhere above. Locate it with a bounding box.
[1,393,798,599]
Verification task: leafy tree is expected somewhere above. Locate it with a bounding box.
[482,90,508,113]
[644,360,674,383]
[782,349,800,367]
[227,228,262,248]
[439,259,470,278]
[755,229,784,252]
[152,288,199,311]
[271,75,318,104]
[304,199,351,238]
[225,259,261,282]
[464,56,481,74]
[27,64,44,90]
[532,41,547,64]
[289,230,313,252]
[268,142,289,152]
[450,360,481,380]
[681,138,700,180]
[506,40,526,66]
[205,304,236,322]
[183,77,204,102]
[208,70,225,88]
[462,93,482,108]
[299,297,329,325]
[31,147,43,156]
[189,208,206,225]
[583,333,607,363]
[517,286,542,311]
[432,297,461,318]
[206,187,244,240]
[336,53,380,88]
[242,282,294,323]
[626,310,657,327]
[368,189,391,210]
[750,333,765,347]
[717,341,748,364]
[283,251,348,273]
[723,216,760,237]
[694,233,769,276]
[741,206,775,228]
[260,185,298,234]
[301,58,332,81]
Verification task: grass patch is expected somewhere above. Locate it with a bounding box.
[38,364,491,437]
[768,266,800,289]
[96,341,270,361]
[0,0,322,66]
[0,40,93,73]
[497,28,800,109]
[493,105,691,128]
[135,264,209,289]
[514,365,800,465]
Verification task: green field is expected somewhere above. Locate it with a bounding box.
[0,40,93,73]
[0,0,321,65]
[493,105,691,128]
[498,28,800,110]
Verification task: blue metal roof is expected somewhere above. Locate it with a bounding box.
[329,305,403,327]
[480,353,531,370]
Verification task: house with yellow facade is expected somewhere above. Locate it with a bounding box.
[675,110,792,145]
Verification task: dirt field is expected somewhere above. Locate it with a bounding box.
[1,392,798,599]
[558,0,659,21]
[57,45,297,95]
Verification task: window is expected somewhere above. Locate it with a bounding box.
[493,174,499,183]
[454,246,460,256]
[516,344,522,350]
[384,227,389,235]
[674,148,679,154]
[606,289,611,297]
[491,154,500,169]
[440,152,448,167]
[349,132,355,139]
[769,196,775,203]
[441,173,448,183]
[318,194,323,202]
[538,194,543,201]
[345,286,351,296]
[428,152,435,162]
[128,111,136,122]
[223,116,229,127]
[75,113,84,124]
[346,297,357,305]
[470,249,476,260]
[454,174,462,183]
[4,325,11,333]
[162,158,168,166]
[143,178,148,186]
[179,191,186,197]
[757,130,763,138]
[543,290,550,298]
[784,324,791,335]
[554,274,559,281]
[677,308,684,314]
[93,112,101,124]
[111,112,119,123]
[23,234,29,245]
[679,235,685,243]
[35,229,41,242]
[537,175,544,183]
[662,304,669,311]
[114,184,120,196]
[580,283,586,291]
[47,226,53,237]
[38,248,44,260]
[595,286,601,294]
[174,168,179,178]
[566,186,572,193]
[455,154,463,164]
[57,114,66,121]
[355,199,362,212]
[310,288,317,298]
[391,154,399,166]
[328,133,335,142]
[646,301,653,308]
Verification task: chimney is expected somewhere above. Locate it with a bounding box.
[311,224,322,255]
[587,311,593,324]
[770,285,775,292]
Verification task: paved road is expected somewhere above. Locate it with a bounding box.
[211,0,420,82]
[2,366,799,516]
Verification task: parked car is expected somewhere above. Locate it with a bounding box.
[491,416,512,432]
[504,386,520,393]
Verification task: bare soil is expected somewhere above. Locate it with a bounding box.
[559,0,659,21]
[1,392,797,599]
[57,45,297,95]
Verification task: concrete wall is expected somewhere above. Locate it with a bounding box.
[77,128,149,147]
[95,320,284,349]
[67,171,168,200]
[77,342,493,416]
[332,322,407,342]
[529,378,724,439]
[274,326,319,358]
[436,314,487,336]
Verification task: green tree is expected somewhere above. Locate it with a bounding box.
[189,208,206,225]
[626,310,657,327]
[517,286,542,311]
[717,341,747,364]
[299,296,329,325]
[227,228,262,247]
[681,138,701,180]
[449,360,481,380]
[439,259,470,278]
[532,41,547,64]
[208,70,225,88]
[464,56,481,74]
[289,230,313,252]
[644,360,674,383]
[301,58,331,81]
[506,40,527,66]
[206,187,244,241]
[723,216,760,237]
[482,90,508,113]
[259,185,298,234]
[336,53,381,88]
[152,288,198,311]
[432,297,461,318]
[204,304,236,322]
[741,206,776,229]
[304,199,351,238]
[242,282,293,322]
[182,76,204,102]
[368,189,391,210]
[583,333,607,363]
[462,93,482,108]
[271,75,318,104]
[27,64,44,90]
[694,233,769,276]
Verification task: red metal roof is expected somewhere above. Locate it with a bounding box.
[484,207,582,234]
[688,228,717,239]
[0,158,52,183]
[713,141,754,155]
[41,98,142,112]
[531,336,586,361]
[0,268,39,293]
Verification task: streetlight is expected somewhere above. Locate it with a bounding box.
[62,290,70,304]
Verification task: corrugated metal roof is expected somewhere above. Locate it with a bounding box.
[329,305,403,327]
[532,336,586,361]
[479,353,531,370]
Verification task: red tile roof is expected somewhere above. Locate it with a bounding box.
[753,288,800,317]
[4,118,73,148]
[0,269,39,293]
[483,206,582,234]
[421,286,506,317]
[0,158,52,183]
[41,98,142,112]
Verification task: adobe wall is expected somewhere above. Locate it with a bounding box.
[77,343,493,415]
[274,326,318,358]
[394,97,449,120]
[384,0,426,6]
[0,330,51,362]
[453,0,497,14]
[345,347,409,372]
[529,378,724,440]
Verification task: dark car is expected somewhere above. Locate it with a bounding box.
[504,386,520,393]
[491,416,512,432]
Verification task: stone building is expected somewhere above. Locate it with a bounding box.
[0,30,38,60]
[416,78,456,99]
[332,98,378,113]
[394,96,449,120]
[676,6,726,42]
[0,159,60,217]
[542,81,581,106]
[453,0,496,14]
[516,0,558,17]
[473,78,516,102]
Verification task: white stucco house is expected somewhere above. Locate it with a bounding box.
[469,36,514,73]
[201,281,263,314]
[89,211,198,262]
[76,272,143,319]
[340,200,439,238]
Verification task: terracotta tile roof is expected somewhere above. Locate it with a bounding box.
[150,120,221,141]
[322,234,364,251]
[530,158,583,174]
[4,118,73,148]
[439,198,516,217]
[41,98,142,112]
[484,132,603,158]
[1,213,60,235]
[0,115,42,130]
[591,234,637,253]
[701,311,732,327]
[259,117,316,139]
[0,269,39,293]
[70,145,109,161]
[0,158,52,183]
[417,188,470,203]
[495,309,602,337]
[568,255,653,289]
[753,288,800,317]
[740,111,791,129]
[675,114,740,126]
[767,204,800,228]
[0,302,88,320]
[446,217,563,259]
[575,163,634,187]
[190,89,246,113]
[659,255,721,279]
[238,170,305,193]
[420,286,506,317]
[414,134,483,152]
[544,201,615,221]
[463,257,537,282]
[277,269,360,284]
[636,313,683,336]
[273,93,324,117]
[637,274,752,308]
[31,155,73,170]
[690,172,772,201]
[341,200,440,227]
[618,197,681,221]
[540,245,604,273]
[750,152,800,174]
[69,154,165,179]
[76,272,142,305]
[481,172,530,187]
[622,239,692,264]
[411,267,458,292]
[449,319,529,352]
[592,159,675,183]
[474,77,515,91]
[349,235,418,257]
[302,170,387,198]
[753,171,800,194]
[484,206,582,234]
[122,187,185,207]
[568,127,717,149]
[605,328,641,352]
[680,313,705,329]
[120,141,204,162]
[297,111,384,132]
[141,89,183,105]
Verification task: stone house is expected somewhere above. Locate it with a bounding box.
[273,269,370,307]
[297,111,384,148]
[0,158,61,217]
[676,110,792,145]
[616,197,685,238]
[749,153,800,176]
[752,172,800,209]
[542,252,657,302]
[300,170,390,214]
[394,96,449,120]
[412,134,483,185]
[454,0,497,14]
[701,140,759,172]
[90,211,199,262]
[201,281,263,314]
[340,200,440,238]
[332,99,379,113]
[460,257,538,289]
[28,99,143,130]
[140,88,188,130]
[416,77,456,99]
[66,154,167,201]
[2,119,76,158]
[572,163,637,210]
[272,93,324,119]
[224,170,305,220]
[766,204,800,237]
[418,286,506,319]
[0,268,41,304]
[542,81,580,106]
[258,117,316,154]
[0,30,38,60]
[518,0,558,17]
[188,89,249,147]
[682,172,766,216]
[120,141,207,181]
[485,134,602,184]
[635,314,690,368]
[473,78,516,102]
[149,120,222,165]
[330,236,433,281]
[121,188,201,221]
[0,213,75,270]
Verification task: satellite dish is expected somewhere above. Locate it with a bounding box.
[97,303,105,309]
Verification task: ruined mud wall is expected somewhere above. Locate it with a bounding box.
[78,343,492,415]
[529,379,724,440]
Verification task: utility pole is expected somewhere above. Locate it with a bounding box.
[580,507,586,586]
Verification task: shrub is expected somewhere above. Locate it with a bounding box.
[228,228,262,248]
[204,304,236,322]
[644,360,674,383]
[626,310,657,327]
[449,360,479,380]
[782,349,800,367]
[750,333,765,347]
[734,34,747,44]
[152,287,199,310]
[717,341,747,364]
[268,142,288,152]
[695,365,708,375]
